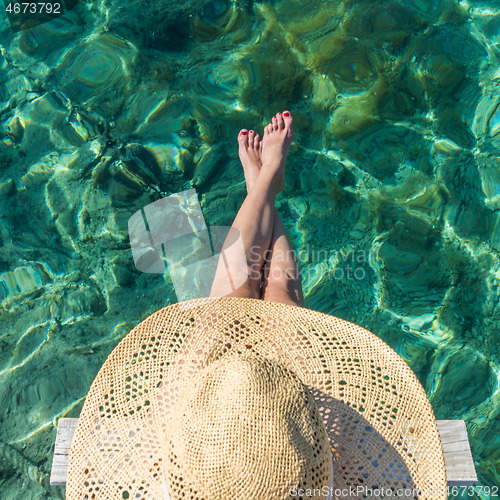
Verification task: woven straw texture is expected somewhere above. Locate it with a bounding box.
[66,297,446,500]
[162,352,332,498]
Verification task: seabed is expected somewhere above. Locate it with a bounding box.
[0,0,499,497]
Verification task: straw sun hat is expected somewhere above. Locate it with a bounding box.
[66,297,446,499]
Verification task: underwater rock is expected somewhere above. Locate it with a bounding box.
[143,143,187,177]
[53,33,136,115]
[432,23,487,66]
[57,114,91,147]
[489,213,500,251]
[4,73,33,107]
[397,331,437,384]
[17,11,83,62]
[45,170,81,249]
[316,38,384,96]
[132,95,194,145]
[0,348,91,442]
[109,256,137,288]
[64,138,106,175]
[113,143,165,191]
[478,154,500,210]
[431,138,462,159]
[48,281,107,320]
[192,0,242,41]
[328,107,377,139]
[16,87,102,157]
[237,32,312,113]
[0,264,51,303]
[192,145,225,188]
[379,242,422,275]
[434,248,491,339]
[472,92,500,151]
[191,96,228,126]
[340,123,426,180]
[21,91,69,129]
[5,115,24,143]
[0,178,15,197]
[288,197,309,219]
[395,0,455,21]
[429,346,496,415]
[296,152,341,193]
[343,1,427,52]
[375,83,423,123]
[102,0,221,50]
[437,154,494,241]
[17,121,54,166]
[404,183,449,222]
[310,74,336,109]
[374,208,450,316]
[274,0,341,38]
[90,142,168,209]
[433,86,480,150]
[5,321,52,373]
[206,60,246,101]
[0,440,48,489]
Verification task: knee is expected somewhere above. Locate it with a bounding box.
[261,288,304,307]
[263,267,297,289]
[223,279,260,300]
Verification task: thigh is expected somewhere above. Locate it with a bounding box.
[261,282,304,307]
[215,279,260,300]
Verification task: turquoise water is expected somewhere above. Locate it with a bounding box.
[0,0,499,497]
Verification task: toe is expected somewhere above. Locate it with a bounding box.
[272,116,278,130]
[282,111,293,128]
[248,130,255,148]
[276,112,284,130]
[283,111,293,139]
[238,129,249,147]
[254,133,260,149]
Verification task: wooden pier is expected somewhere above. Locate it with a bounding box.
[50,418,477,487]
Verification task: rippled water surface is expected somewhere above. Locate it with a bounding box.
[1,0,499,497]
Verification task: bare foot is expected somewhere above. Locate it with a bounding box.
[237,129,262,193]
[261,111,293,193]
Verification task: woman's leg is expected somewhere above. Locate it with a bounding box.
[261,208,304,307]
[209,112,293,299]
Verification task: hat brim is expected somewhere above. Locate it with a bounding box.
[66,297,446,499]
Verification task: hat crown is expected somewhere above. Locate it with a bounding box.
[163,352,332,499]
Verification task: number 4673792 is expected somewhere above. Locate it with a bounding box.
[5,2,62,14]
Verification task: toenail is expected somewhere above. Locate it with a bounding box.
[249,130,254,133]
[283,111,290,117]
[242,130,248,135]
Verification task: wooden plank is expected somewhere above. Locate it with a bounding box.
[50,418,478,487]
[50,454,70,486]
[437,420,477,487]
[54,418,78,454]
[50,418,79,486]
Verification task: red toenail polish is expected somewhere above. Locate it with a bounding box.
[283,112,290,117]
[242,130,248,135]
[250,130,254,133]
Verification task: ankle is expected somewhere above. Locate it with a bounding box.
[253,167,281,196]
